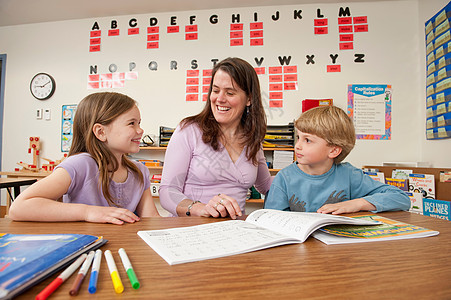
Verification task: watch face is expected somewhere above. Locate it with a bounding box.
[30,73,56,100]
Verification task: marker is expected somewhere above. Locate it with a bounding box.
[36,254,87,300]
[69,251,95,296]
[104,250,124,294]
[118,248,140,289]
[88,249,102,294]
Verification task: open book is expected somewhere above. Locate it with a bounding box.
[312,214,439,245]
[137,209,379,265]
[0,233,106,300]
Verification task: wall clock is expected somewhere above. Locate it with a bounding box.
[30,73,56,100]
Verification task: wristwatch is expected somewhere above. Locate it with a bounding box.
[186,201,201,216]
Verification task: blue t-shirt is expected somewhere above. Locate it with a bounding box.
[264,162,410,213]
[56,153,150,212]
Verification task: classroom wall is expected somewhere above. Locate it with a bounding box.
[0,0,449,176]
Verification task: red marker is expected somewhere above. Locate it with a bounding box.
[35,254,87,300]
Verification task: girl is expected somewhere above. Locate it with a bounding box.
[9,92,160,224]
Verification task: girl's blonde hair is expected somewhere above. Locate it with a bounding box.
[295,106,356,164]
[69,92,143,206]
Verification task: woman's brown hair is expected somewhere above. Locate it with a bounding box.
[69,92,144,206]
[181,57,267,165]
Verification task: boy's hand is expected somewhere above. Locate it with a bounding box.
[317,198,376,215]
[85,206,140,225]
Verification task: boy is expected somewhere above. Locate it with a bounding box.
[264,106,410,214]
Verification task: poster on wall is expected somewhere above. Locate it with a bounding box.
[425,1,451,140]
[347,84,391,140]
[61,105,77,152]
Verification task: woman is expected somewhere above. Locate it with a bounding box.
[159,57,272,219]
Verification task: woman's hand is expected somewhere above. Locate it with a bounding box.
[84,206,140,225]
[204,193,242,220]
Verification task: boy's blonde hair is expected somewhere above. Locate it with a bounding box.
[295,106,356,164]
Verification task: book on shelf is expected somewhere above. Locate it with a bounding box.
[408,192,424,214]
[423,198,451,220]
[0,233,106,300]
[364,171,385,182]
[272,150,294,170]
[312,214,439,245]
[137,209,379,265]
[408,173,435,199]
[392,169,413,180]
[385,178,409,191]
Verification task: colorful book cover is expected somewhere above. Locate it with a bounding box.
[313,214,439,244]
[392,169,413,180]
[0,233,104,299]
[423,198,451,221]
[407,192,423,214]
[385,178,409,191]
[408,173,435,199]
[364,171,385,182]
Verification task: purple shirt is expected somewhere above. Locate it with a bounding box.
[56,153,150,212]
[159,123,273,216]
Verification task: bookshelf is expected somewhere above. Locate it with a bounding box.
[363,165,451,201]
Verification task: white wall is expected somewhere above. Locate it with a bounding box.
[0,0,449,176]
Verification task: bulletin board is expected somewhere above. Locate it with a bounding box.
[425,1,451,140]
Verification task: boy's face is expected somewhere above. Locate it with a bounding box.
[294,130,341,174]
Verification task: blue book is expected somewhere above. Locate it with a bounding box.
[0,233,106,299]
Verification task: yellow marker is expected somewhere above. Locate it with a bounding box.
[104,250,124,293]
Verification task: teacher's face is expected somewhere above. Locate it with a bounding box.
[210,69,250,129]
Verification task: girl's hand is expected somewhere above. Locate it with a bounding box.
[317,198,376,215]
[204,193,242,220]
[85,206,140,225]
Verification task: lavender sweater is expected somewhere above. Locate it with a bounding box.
[56,153,150,212]
[159,123,273,216]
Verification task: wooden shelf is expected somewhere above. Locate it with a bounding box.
[246,198,264,203]
[148,166,163,170]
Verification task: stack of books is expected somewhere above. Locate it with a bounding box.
[272,150,293,170]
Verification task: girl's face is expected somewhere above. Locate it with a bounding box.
[210,69,250,131]
[294,130,339,174]
[102,105,143,158]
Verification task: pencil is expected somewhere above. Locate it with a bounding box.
[35,253,87,300]
[69,250,95,296]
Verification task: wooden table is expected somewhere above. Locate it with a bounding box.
[0,171,50,179]
[4,211,451,299]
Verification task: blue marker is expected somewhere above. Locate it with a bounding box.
[88,249,102,294]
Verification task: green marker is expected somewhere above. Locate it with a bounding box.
[118,248,140,289]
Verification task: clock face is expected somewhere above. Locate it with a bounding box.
[30,73,56,100]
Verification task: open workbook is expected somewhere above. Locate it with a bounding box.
[137,209,380,265]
